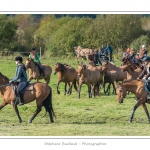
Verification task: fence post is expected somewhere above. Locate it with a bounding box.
[40,47,41,59]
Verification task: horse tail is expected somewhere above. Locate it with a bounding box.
[42,86,56,122]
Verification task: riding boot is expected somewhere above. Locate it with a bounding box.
[41,69,45,76]
[18,92,24,106]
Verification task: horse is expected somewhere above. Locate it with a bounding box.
[122,53,143,70]
[53,62,78,95]
[102,61,127,82]
[25,58,52,84]
[74,46,93,62]
[120,63,142,80]
[0,72,55,123]
[116,79,150,123]
[77,62,102,98]
[101,64,118,95]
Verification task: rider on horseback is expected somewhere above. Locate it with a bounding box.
[9,56,28,106]
[29,48,45,76]
[137,56,150,100]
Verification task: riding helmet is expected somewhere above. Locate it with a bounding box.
[30,48,36,52]
[14,56,23,62]
[142,56,150,62]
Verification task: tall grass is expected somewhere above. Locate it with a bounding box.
[0,56,150,136]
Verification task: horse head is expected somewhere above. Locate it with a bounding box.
[116,83,126,103]
[77,62,87,77]
[25,58,35,69]
[53,62,66,75]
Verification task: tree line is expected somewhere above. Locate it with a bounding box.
[1,14,150,56]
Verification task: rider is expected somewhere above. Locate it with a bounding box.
[137,56,150,100]
[9,56,28,106]
[136,45,147,60]
[104,44,113,61]
[93,49,102,66]
[29,48,45,76]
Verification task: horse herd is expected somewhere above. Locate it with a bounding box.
[0,50,150,124]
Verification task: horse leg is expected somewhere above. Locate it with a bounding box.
[78,84,82,99]
[11,103,22,123]
[28,107,42,123]
[0,101,8,110]
[129,100,142,123]
[64,83,67,95]
[67,82,72,95]
[88,85,92,98]
[103,82,106,94]
[142,103,150,123]
[112,82,116,94]
[56,82,60,94]
[106,83,110,95]
[45,76,50,84]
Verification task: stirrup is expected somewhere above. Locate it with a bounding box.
[18,102,24,106]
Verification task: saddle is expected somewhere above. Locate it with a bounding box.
[12,82,34,96]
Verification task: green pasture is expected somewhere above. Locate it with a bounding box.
[0,55,150,136]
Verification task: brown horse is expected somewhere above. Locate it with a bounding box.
[116,79,150,123]
[102,61,127,82]
[77,62,102,98]
[53,62,78,95]
[0,72,55,123]
[101,64,118,95]
[25,58,52,84]
[120,64,142,80]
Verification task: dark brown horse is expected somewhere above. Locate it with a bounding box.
[0,72,55,123]
[116,79,150,123]
[25,58,52,84]
[53,62,78,95]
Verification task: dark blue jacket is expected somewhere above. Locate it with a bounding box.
[10,63,28,83]
[104,45,112,53]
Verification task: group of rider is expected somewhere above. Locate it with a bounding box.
[125,45,150,100]
[9,48,45,106]
[9,44,150,105]
[93,44,113,66]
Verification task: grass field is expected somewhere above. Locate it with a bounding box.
[0,55,150,136]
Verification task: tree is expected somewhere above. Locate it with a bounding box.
[0,15,18,50]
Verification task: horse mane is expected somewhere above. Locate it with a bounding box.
[0,72,9,81]
[56,62,66,72]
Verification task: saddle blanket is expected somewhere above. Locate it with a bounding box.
[25,84,34,91]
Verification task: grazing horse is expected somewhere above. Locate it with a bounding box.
[53,62,78,95]
[25,58,52,84]
[0,72,55,123]
[116,79,150,123]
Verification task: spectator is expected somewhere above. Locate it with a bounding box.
[104,44,113,61]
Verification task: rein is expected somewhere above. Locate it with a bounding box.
[0,83,10,87]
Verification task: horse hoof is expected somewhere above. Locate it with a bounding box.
[128,120,132,123]
[58,92,60,94]
[18,120,22,123]
[28,120,32,124]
